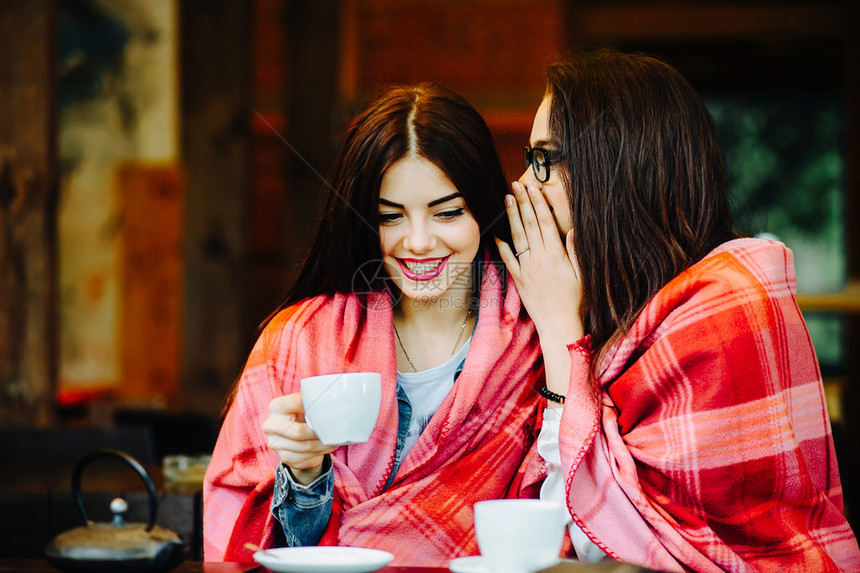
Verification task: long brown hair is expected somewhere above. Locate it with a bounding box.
[279,83,510,311]
[223,85,510,415]
[547,50,739,357]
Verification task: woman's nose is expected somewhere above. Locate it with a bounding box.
[403,221,436,254]
[518,166,539,189]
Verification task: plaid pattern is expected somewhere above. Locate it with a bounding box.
[553,238,860,571]
[203,263,543,566]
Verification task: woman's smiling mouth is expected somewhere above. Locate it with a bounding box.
[398,256,449,281]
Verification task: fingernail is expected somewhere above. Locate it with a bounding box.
[528,184,538,197]
[512,182,522,195]
[505,195,514,207]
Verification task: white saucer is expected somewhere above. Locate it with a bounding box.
[448,556,489,573]
[254,546,394,573]
[448,556,562,573]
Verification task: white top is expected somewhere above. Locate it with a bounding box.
[538,407,608,563]
[396,336,471,457]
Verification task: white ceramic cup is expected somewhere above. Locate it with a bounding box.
[473,499,568,573]
[300,372,382,446]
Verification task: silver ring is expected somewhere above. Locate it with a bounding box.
[515,247,530,257]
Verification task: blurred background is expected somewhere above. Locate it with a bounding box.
[0,0,857,529]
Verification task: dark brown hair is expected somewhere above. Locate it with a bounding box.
[280,83,511,310]
[223,85,510,416]
[546,50,738,356]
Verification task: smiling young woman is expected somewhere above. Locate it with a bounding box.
[204,85,544,567]
[378,158,480,305]
[377,156,480,371]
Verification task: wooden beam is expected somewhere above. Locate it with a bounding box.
[796,282,860,313]
[339,0,359,103]
[0,1,57,428]
[281,0,342,285]
[181,0,251,416]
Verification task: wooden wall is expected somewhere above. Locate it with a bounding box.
[1,2,857,485]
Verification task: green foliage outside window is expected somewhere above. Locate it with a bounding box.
[705,93,845,372]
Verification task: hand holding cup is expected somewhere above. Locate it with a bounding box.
[262,392,338,485]
[263,372,382,485]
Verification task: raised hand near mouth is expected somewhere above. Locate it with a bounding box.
[496,181,584,400]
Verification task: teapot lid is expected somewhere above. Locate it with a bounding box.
[45,521,182,561]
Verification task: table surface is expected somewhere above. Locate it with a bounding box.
[0,558,656,572]
[0,560,447,572]
[0,560,257,572]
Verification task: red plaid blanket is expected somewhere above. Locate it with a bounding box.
[552,238,860,571]
[203,263,543,566]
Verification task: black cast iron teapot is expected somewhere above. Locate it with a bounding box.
[45,448,186,572]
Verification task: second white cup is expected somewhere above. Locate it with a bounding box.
[473,499,567,573]
[300,372,382,446]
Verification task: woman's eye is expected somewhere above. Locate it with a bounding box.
[378,212,402,224]
[436,208,465,220]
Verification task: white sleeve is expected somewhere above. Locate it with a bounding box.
[538,407,609,563]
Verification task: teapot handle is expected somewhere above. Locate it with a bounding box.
[71,448,158,532]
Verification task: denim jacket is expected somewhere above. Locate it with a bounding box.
[271,385,414,547]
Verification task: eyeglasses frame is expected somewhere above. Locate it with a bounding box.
[522,145,564,183]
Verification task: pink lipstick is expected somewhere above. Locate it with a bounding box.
[397,256,449,281]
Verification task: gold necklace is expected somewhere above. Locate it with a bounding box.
[393,309,473,373]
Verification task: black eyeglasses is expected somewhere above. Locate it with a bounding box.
[523,146,563,183]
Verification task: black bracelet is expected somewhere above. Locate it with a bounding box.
[539,385,566,404]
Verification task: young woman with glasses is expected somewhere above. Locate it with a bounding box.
[499,50,860,570]
[204,85,544,566]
